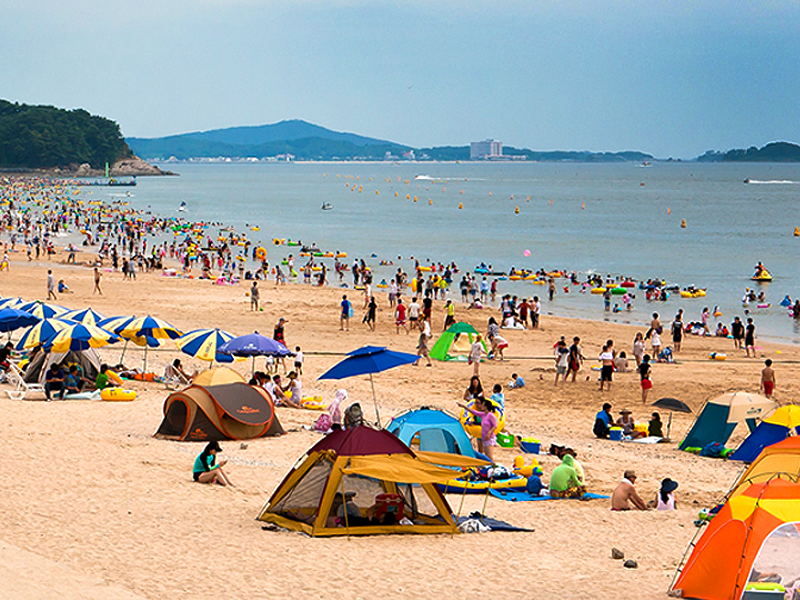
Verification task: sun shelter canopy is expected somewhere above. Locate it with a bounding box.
[24,348,102,384]
[193,367,246,386]
[257,426,459,536]
[730,406,800,463]
[672,478,800,600]
[429,322,485,362]
[680,391,777,451]
[154,382,283,441]
[387,407,477,458]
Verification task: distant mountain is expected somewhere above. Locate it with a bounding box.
[127,119,410,160]
[696,142,800,162]
[127,119,656,162]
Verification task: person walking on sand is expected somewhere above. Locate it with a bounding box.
[745,317,756,357]
[395,298,408,334]
[46,269,57,300]
[639,354,652,404]
[761,359,775,398]
[250,281,260,311]
[469,333,484,377]
[413,317,432,367]
[567,336,584,382]
[93,267,103,295]
[340,294,351,331]
[443,299,455,331]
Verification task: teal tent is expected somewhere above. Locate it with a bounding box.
[387,407,476,457]
[680,391,776,451]
[429,322,485,362]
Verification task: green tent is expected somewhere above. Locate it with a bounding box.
[430,322,486,361]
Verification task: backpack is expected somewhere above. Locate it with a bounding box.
[313,413,332,433]
[344,403,365,428]
[700,442,724,458]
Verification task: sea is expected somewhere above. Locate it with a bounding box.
[116,160,800,343]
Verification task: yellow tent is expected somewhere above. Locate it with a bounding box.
[257,426,485,536]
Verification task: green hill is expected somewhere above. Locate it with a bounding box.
[0,100,132,169]
[696,142,800,162]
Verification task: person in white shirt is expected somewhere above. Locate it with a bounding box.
[599,344,615,391]
[408,297,421,330]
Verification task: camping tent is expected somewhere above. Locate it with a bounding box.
[257,426,475,536]
[679,391,776,451]
[23,348,101,384]
[430,322,485,362]
[729,436,800,498]
[671,478,800,600]
[154,382,283,441]
[729,405,800,463]
[387,407,477,458]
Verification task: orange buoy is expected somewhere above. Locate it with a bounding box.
[514,206,519,214]
[681,219,687,228]
[458,203,463,209]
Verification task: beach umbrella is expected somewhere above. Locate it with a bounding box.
[45,322,120,353]
[652,398,692,413]
[18,300,68,320]
[176,328,238,364]
[218,331,292,375]
[61,307,107,326]
[120,315,183,373]
[652,397,692,440]
[0,297,24,309]
[318,345,418,427]
[15,318,73,350]
[0,307,40,335]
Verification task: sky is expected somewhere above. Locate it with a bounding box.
[2,0,799,158]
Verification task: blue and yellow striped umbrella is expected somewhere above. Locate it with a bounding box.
[0,297,24,310]
[46,323,120,353]
[61,308,107,326]
[121,315,182,341]
[18,301,68,320]
[16,318,73,350]
[176,328,238,363]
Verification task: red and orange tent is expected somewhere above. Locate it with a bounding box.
[672,477,800,599]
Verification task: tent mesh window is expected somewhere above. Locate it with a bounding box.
[395,483,441,521]
[749,522,800,589]
[272,457,333,518]
[338,475,389,519]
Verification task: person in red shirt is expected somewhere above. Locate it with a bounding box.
[395,298,408,334]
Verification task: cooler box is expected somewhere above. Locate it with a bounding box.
[609,427,623,441]
[520,438,540,454]
[496,432,515,448]
[373,493,404,521]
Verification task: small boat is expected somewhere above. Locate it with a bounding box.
[321,203,333,211]
[752,269,773,282]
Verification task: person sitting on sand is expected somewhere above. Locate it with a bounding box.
[508,373,525,389]
[616,409,644,439]
[593,402,613,438]
[64,364,93,395]
[548,454,586,498]
[611,470,647,511]
[192,441,233,486]
[165,359,195,384]
[648,412,664,437]
[613,351,630,373]
[654,478,678,510]
[525,466,547,497]
[279,371,303,408]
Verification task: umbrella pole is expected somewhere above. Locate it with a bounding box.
[370,373,381,428]
[142,345,148,375]
[119,340,128,365]
[667,412,673,439]
[251,356,255,377]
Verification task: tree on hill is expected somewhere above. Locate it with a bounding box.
[0,100,132,169]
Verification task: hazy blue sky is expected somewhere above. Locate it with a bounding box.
[2,0,799,158]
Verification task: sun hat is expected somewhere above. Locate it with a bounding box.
[660,478,679,493]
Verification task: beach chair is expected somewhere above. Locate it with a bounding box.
[5,362,46,400]
[163,363,190,390]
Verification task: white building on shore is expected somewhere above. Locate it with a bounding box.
[470,139,503,160]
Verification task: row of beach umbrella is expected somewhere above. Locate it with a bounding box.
[0,299,293,372]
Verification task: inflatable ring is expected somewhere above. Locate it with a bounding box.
[335,252,347,258]
[460,401,505,438]
[101,388,137,402]
[255,247,267,261]
[591,287,606,294]
[107,370,124,386]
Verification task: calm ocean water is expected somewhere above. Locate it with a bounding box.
[129,161,800,343]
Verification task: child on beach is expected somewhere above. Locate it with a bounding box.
[294,346,304,375]
[457,397,498,461]
[761,359,775,398]
[554,338,569,386]
[639,354,652,404]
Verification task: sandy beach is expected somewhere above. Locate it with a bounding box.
[3,251,798,600]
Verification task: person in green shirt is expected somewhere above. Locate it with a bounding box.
[95,364,111,390]
[192,441,233,486]
[548,454,586,499]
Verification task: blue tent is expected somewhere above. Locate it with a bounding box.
[387,407,476,458]
[729,405,800,463]
[680,391,776,451]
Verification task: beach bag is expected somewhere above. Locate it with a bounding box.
[700,442,724,458]
[314,413,332,432]
[344,403,364,428]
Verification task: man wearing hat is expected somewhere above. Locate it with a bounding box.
[611,470,648,511]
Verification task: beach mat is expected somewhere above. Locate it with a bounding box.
[488,490,610,502]
[456,516,534,532]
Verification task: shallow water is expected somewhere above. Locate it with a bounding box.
[126,161,800,342]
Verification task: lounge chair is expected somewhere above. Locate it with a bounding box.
[5,362,46,400]
[163,364,190,390]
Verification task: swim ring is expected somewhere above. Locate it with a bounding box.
[101,388,137,402]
